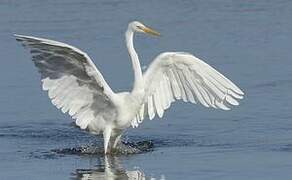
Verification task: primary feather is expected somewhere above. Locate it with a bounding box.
[15,35,117,130]
[131,52,244,127]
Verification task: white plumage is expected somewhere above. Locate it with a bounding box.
[131,52,244,127]
[15,21,244,154]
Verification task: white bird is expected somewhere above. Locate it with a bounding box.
[15,21,244,154]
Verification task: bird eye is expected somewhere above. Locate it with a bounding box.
[137,25,142,29]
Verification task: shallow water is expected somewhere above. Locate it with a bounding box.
[1,0,292,179]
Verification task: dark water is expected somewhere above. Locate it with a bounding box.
[1,0,292,179]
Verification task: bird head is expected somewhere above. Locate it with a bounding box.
[129,21,160,37]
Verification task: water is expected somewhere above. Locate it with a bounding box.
[1,0,292,179]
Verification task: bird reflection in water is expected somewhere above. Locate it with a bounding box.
[72,156,165,180]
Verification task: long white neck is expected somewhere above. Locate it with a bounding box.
[126,28,143,93]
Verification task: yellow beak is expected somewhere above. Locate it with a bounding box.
[142,26,160,36]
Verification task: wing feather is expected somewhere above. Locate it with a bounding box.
[132,52,244,126]
[15,35,117,130]
[147,95,155,120]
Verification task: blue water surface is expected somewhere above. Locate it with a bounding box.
[0,0,292,179]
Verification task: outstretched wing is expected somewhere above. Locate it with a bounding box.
[15,35,117,130]
[131,52,244,127]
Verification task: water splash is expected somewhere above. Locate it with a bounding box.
[53,140,154,156]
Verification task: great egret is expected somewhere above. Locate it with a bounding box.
[15,21,244,154]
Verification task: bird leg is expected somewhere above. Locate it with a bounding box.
[103,127,112,154]
[112,134,122,149]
